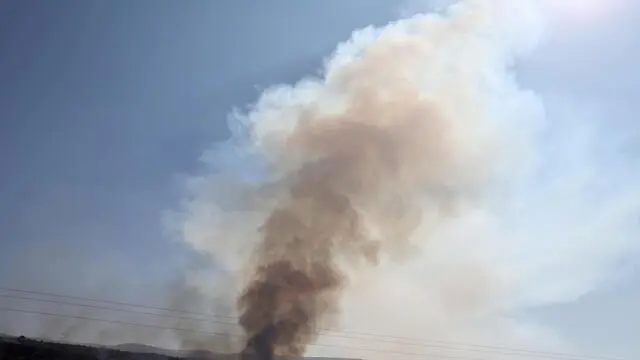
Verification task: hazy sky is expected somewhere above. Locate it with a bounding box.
[0,0,638,359]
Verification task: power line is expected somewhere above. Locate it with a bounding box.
[309,342,488,360]
[0,307,237,338]
[0,293,238,327]
[0,293,558,360]
[1,292,503,359]
[0,307,580,360]
[0,286,236,321]
[0,287,627,360]
[0,307,485,360]
[318,330,616,360]
[0,294,539,360]
[0,287,624,360]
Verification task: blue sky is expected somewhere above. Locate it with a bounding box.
[0,0,408,333]
[0,0,384,290]
[0,0,638,358]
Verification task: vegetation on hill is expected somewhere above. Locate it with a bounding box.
[0,336,178,360]
[0,335,361,360]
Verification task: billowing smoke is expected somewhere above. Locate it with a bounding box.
[176,0,640,359]
[185,0,539,357]
[234,1,533,357]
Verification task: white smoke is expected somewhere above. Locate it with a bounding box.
[175,0,640,358]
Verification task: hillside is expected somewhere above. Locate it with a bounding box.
[0,336,177,360]
[0,335,361,360]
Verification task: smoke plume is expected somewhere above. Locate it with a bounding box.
[187,0,540,357]
[176,0,640,359]
[234,2,530,357]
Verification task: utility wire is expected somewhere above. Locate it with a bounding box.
[0,286,236,321]
[0,306,236,337]
[0,293,238,327]
[0,286,627,360]
[0,293,608,360]
[0,307,488,360]
[0,307,588,360]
